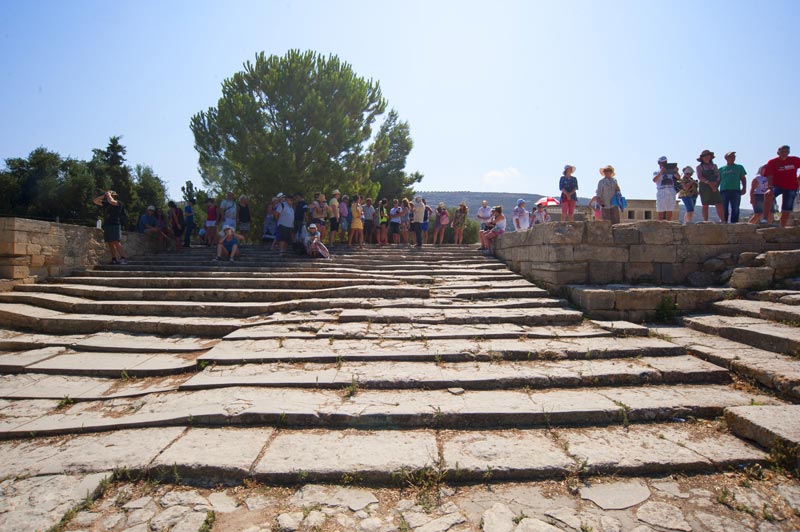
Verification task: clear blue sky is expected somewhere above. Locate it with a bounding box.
[2,0,799,201]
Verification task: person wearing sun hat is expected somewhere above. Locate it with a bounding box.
[653,156,678,221]
[678,166,699,224]
[512,198,530,232]
[596,165,621,224]
[451,201,469,244]
[764,145,800,227]
[696,149,723,222]
[213,225,241,262]
[559,165,579,222]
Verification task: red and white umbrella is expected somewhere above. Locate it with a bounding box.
[536,197,560,206]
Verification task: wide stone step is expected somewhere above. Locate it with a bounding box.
[118,258,507,270]
[335,307,575,325]
[200,335,686,364]
[0,348,199,377]
[77,269,444,281]
[713,298,800,323]
[180,355,728,391]
[0,423,766,484]
[748,290,800,305]
[0,330,216,353]
[650,325,800,402]
[226,313,585,341]
[439,287,550,299]
[95,264,508,276]
[0,384,776,438]
[9,283,430,302]
[51,275,408,289]
[725,405,800,465]
[683,314,800,356]
[0,372,187,400]
[0,303,250,336]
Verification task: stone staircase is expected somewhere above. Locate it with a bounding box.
[0,244,798,530]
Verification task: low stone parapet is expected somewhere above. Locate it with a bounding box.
[495,221,800,292]
[0,217,157,282]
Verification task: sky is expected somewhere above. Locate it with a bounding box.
[2,0,799,202]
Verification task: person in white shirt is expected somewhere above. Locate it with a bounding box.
[512,199,530,231]
[533,203,552,224]
[476,200,492,230]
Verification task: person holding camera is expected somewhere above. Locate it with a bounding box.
[92,190,127,265]
[653,156,678,221]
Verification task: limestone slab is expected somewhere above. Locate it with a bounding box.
[289,484,379,511]
[27,351,195,377]
[442,431,572,480]
[579,480,651,509]
[0,427,185,477]
[683,315,800,356]
[0,346,67,371]
[152,427,273,482]
[254,430,438,482]
[725,404,800,455]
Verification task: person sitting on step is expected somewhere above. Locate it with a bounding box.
[304,223,330,259]
[214,226,242,262]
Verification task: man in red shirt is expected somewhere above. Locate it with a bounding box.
[764,145,800,227]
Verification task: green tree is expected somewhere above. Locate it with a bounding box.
[369,110,423,201]
[57,158,96,223]
[191,49,387,210]
[132,164,167,217]
[91,136,136,207]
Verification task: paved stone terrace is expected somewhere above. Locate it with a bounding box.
[0,244,798,531]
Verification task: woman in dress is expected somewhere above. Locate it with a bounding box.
[451,202,468,245]
[696,149,723,222]
[433,202,449,245]
[348,195,364,248]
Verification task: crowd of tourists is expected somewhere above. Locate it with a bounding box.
[95,144,798,263]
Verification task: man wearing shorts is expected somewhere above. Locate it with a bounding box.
[764,145,800,227]
[328,189,341,246]
[274,193,295,253]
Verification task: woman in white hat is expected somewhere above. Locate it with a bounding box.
[512,199,530,232]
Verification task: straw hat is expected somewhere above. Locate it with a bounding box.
[697,149,715,162]
[599,165,615,176]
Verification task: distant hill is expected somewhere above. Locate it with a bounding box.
[417,190,754,226]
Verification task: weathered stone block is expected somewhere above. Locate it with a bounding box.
[573,245,629,263]
[637,221,679,245]
[629,245,677,263]
[542,245,574,262]
[29,255,46,268]
[674,288,737,312]
[0,241,27,255]
[612,224,640,245]
[589,262,624,284]
[0,265,30,279]
[624,263,656,283]
[728,223,764,244]
[8,218,52,234]
[529,264,588,285]
[764,250,800,273]
[729,267,775,289]
[584,221,613,245]
[757,226,800,243]
[677,244,742,263]
[541,223,584,245]
[568,286,617,311]
[682,223,730,245]
[615,288,673,310]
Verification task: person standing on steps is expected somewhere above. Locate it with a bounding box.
[596,165,621,225]
[432,202,449,245]
[205,198,218,246]
[422,198,433,244]
[678,166,699,224]
[653,156,678,221]
[749,165,773,224]
[237,195,251,244]
[451,201,468,244]
[559,165,579,222]
[310,193,328,243]
[348,195,364,248]
[389,199,403,245]
[183,198,195,248]
[476,200,492,230]
[764,144,800,227]
[696,149,723,222]
[512,199,530,231]
[328,189,341,247]
[412,197,425,248]
[219,191,237,231]
[362,198,376,245]
[274,193,294,254]
[293,192,308,243]
[718,151,748,224]
[167,200,184,252]
[93,190,127,265]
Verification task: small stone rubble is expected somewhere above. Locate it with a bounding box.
[15,474,798,532]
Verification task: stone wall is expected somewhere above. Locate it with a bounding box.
[494,221,800,292]
[0,217,157,281]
